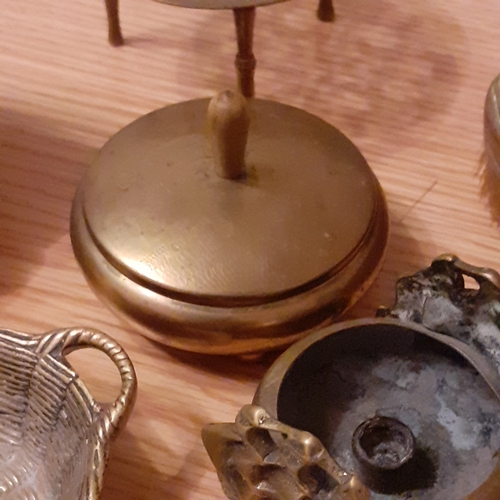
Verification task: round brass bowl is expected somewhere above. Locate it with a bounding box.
[71,93,388,355]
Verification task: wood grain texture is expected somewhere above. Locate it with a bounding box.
[0,0,499,498]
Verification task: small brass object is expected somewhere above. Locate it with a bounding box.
[203,255,500,498]
[485,73,500,178]
[202,404,366,500]
[481,73,500,222]
[104,0,335,97]
[71,90,388,355]
[0,327,137,499]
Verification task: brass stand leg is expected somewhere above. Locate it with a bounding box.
[317,0,335,22]
[233,7,256,98]
[105,0,124,46]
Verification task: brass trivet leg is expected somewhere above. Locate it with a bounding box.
[105,0,124,46]
[317,0,335,22]
[233,7,256,98]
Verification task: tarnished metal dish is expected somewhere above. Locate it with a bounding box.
[203,255,500,499]
[71,91,388,355]
[0,327,137,500]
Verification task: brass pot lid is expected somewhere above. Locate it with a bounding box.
[203,256,500,498]
[71,91,388,354]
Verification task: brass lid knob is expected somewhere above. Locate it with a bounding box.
[71,91,388,354]
[207,90,249,180]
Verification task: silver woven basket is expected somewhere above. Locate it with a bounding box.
[0,327,137,500]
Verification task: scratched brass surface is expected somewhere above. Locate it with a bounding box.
[78,98,379,298]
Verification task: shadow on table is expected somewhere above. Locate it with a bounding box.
[0,109,93,294]
[163,343,280,380]
[189,0,463,150]
[100,403,213,500]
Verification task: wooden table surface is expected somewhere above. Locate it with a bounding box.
[1,0,500,497]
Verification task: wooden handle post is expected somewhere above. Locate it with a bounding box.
[207,90,250,180]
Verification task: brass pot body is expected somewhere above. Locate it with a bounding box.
[71,96,388,355]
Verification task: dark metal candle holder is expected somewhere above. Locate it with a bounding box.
[203,255,500,499]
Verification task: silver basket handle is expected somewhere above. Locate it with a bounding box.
[36,327,138,441]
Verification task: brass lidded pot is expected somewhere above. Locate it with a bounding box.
[71,91,388,354]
